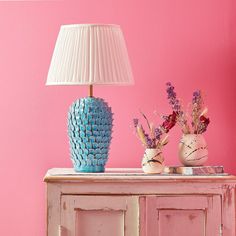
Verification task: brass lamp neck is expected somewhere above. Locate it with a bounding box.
[89,85,93,97]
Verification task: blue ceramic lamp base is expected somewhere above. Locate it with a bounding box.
[68,96,113,173]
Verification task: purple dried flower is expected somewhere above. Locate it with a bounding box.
[166,82,190,134]
[154,127,162,140]
[133,118,139,128]
[166,82,181,113]
[193,90,200,97]
[144,133,154,148]
[192,90,201,104]
[146,139,153,148]
[191,90,206,133]
[173,104,181,111]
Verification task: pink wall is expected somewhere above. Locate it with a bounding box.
[0,0,235,235]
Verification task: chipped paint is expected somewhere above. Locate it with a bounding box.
[222,184,234,206]
[189,214,197,221]
[63,201,66,210]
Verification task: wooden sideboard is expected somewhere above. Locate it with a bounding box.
[44,168,236,236]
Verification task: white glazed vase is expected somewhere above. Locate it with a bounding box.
[179,134,208,166]
[142,148,165,174]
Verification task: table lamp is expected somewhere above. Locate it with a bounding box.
[46,24,134,172]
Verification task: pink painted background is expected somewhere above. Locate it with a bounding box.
[0,0,235,235]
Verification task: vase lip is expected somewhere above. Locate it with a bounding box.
[145,147,161,150]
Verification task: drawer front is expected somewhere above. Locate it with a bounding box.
[60,195,139,236]
[140,195,222,236]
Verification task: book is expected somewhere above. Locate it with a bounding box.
[164,166,225,175]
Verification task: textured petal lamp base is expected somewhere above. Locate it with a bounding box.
[68,97,113,173]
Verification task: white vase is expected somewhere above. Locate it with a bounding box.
[179,134,208,166]
[142,148,165,174]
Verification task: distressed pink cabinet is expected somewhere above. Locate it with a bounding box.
[44,168,236,236]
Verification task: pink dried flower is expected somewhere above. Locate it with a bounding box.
[161,112,177,132]
[197,115,210,134]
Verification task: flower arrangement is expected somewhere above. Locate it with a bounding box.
[133,111,177,149]
[166,82,210,134]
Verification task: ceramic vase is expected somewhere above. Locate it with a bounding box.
[179,134,208,166]
[142,148,165,174]
[68,97,113,173]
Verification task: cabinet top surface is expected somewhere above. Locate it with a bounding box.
[44,168,236,183]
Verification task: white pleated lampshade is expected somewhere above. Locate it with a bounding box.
[46,24,134,85]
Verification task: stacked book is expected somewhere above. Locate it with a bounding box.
[164,166,226,175]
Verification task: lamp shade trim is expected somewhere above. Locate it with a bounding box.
[60,24,120,28]
[46,81,134,86]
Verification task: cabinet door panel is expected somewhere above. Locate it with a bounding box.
[158,209,204,236]
[60,195,139,236]
[140,195,221,236]
[76,210,123,236]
